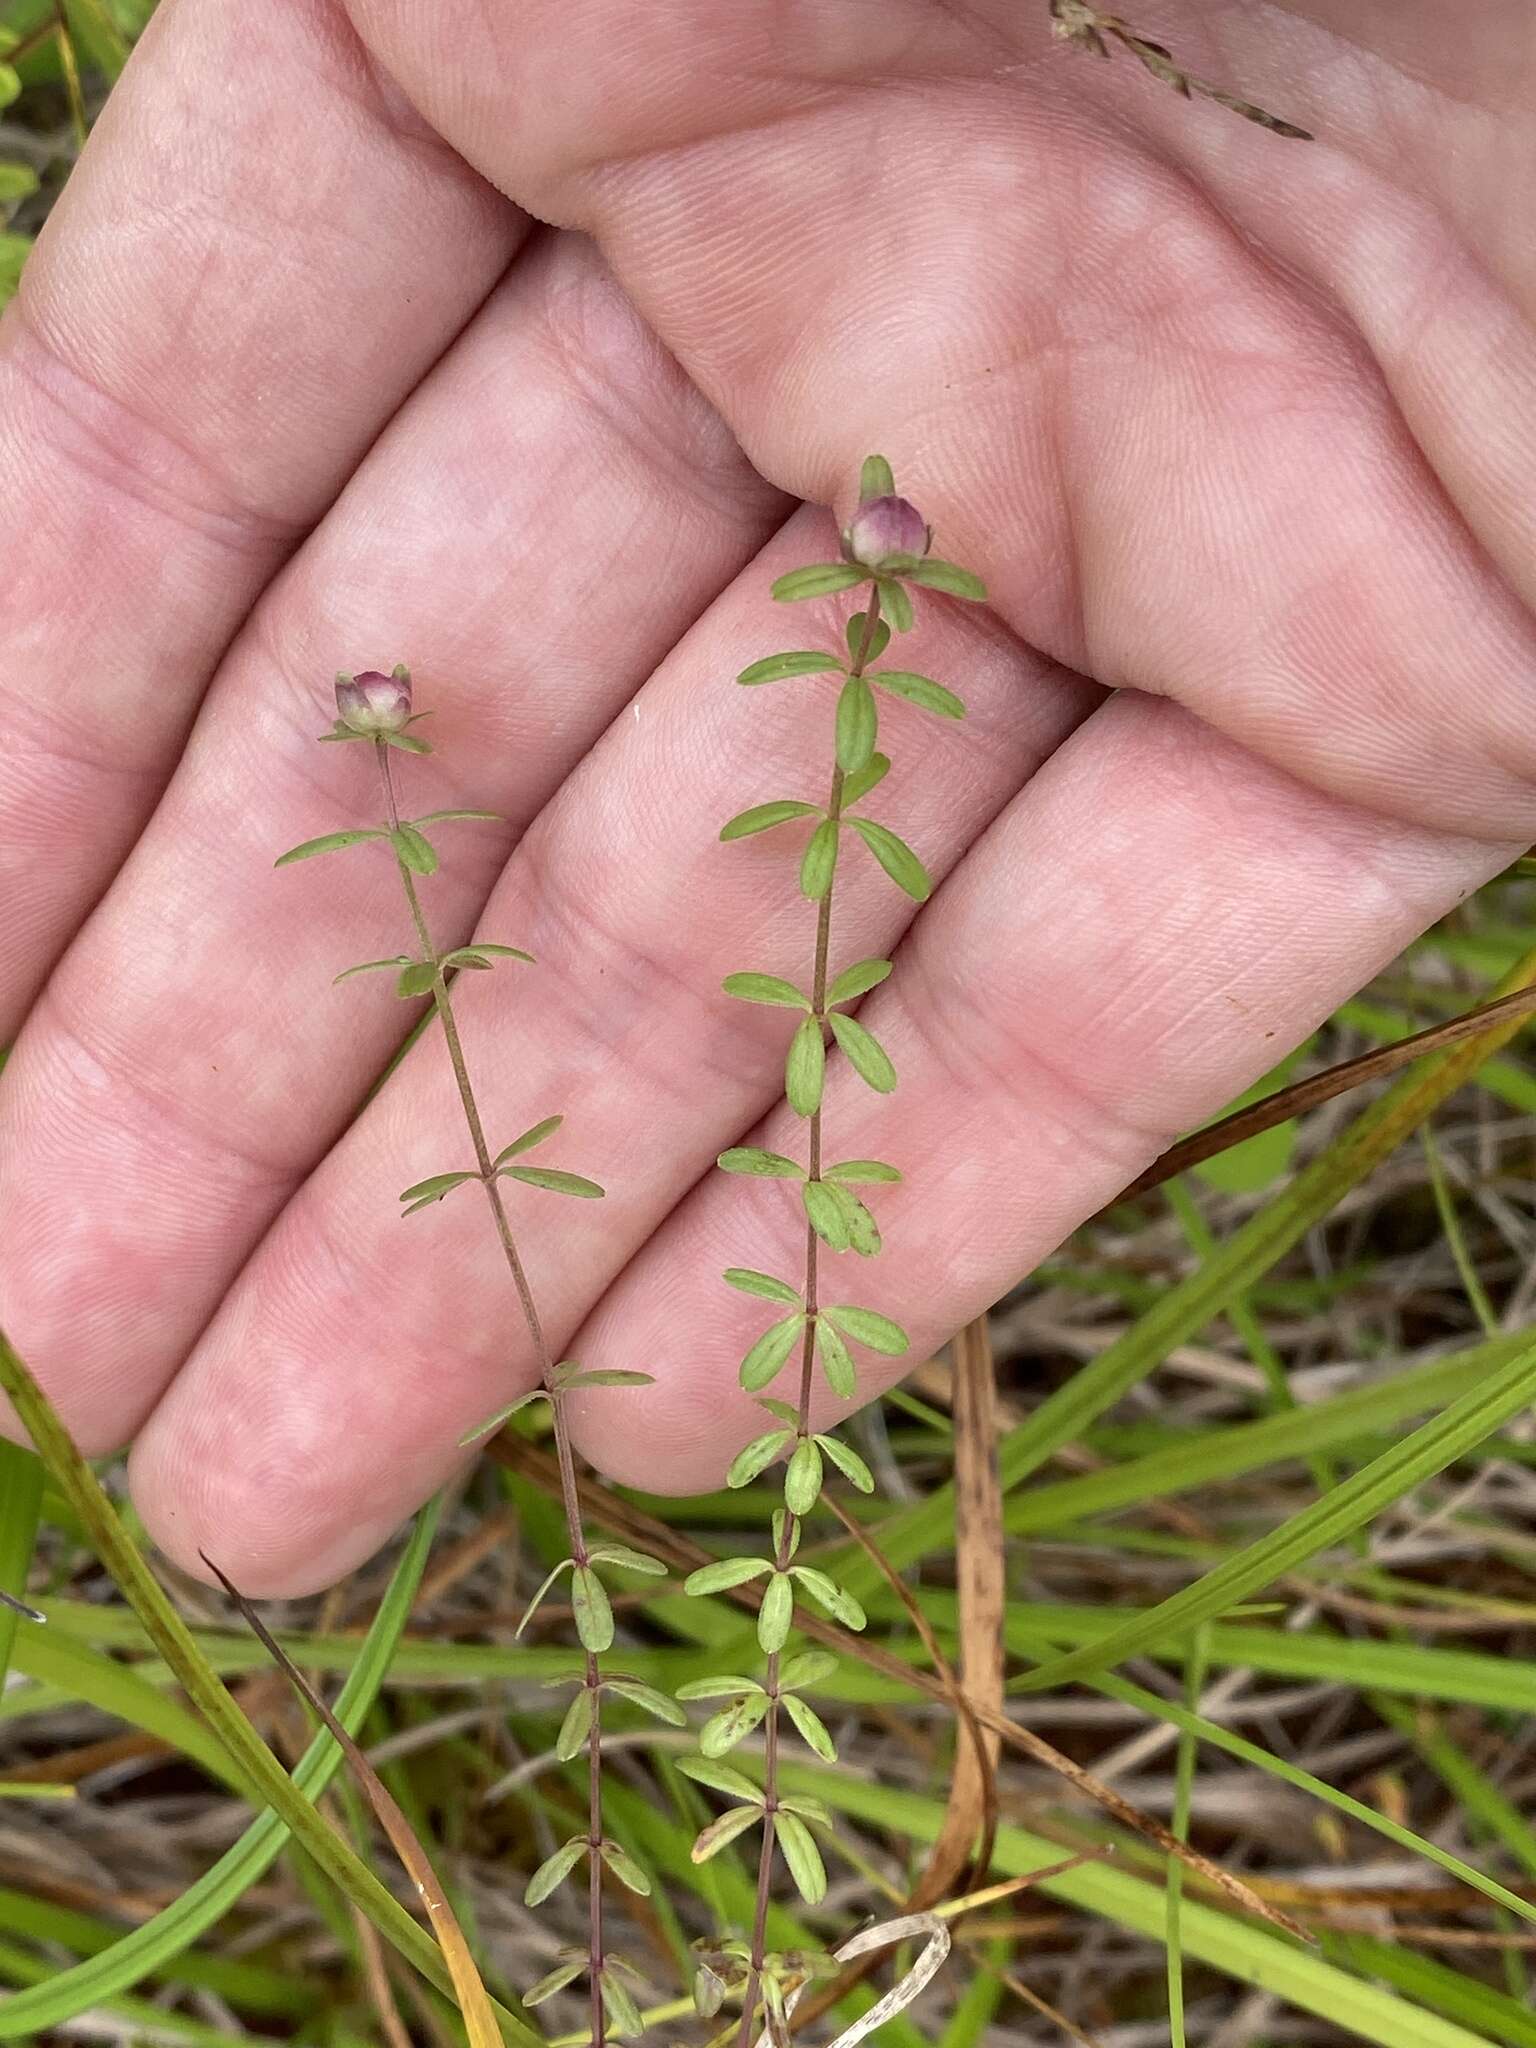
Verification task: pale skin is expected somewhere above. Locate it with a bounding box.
[1,0,1533,1594]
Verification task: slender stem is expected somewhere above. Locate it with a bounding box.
[376,746,608,2048]
[735,588,884,2048]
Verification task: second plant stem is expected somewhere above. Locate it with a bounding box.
[736,591,883,2048]
[376,746,608,2048]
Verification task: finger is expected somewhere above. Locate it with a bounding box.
[0,0,520,1038]
[560,690,1516,1493]
[128,529,1095,1591]
[0,234,783,1455]
[348,0,1536,838]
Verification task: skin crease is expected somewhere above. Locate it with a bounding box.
[0,0,1533,1591]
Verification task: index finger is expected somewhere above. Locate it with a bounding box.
[0,0,522,1039]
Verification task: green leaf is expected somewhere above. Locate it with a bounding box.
[504,1167,605,1199]
[824,1158,901,1184]
[395,960,437,998]
[830,1012,897,1092]
[780,1650,839,1691]
[816,1434,875,1493]
[803,1180,851,1253]
[783,1692,837,1762]
[691,1804,763,1863]
[721,799,821,841]
[784,1439,824,1516]
[727,1429,792,1489]
[757,1397,801,1425]
[382,731,432,755]
[556,1686,593,1760]
[412,808,501,825]
[461,941,534,961]
[525,1836,588,1907]
[524,1960,586,2008]
[391,823,438,875]
[570,1566,614,1653]
[790,1566,867,1631]
[849,817,931,900]
[771,563,866,603]
[826,958,892,1007]
[516,1557,575,1638]
[493,1116,564,1166]
[846,611,891,666]
[602,1969,646,2038]
[740,1313,806,1393]
[677,1756,766,1802]
[723,1268,802,1305]
[605,1679,686,1725]
[274,829,384,867]
[815,1317,857,1399]
[858,455,895,500]
[718,1147,805,1179]
[834,674,878,775]
[333,955,411,983]
[824,1304,910,1355]
[586,1544,668,1576]
[700,1692,769,1756]
[676,1674,766,1702]
[722,972,810,1010]
[457,1391,545,1444]
[785,1017,825,1116]
[873,670,966,719]
[757,1571,795,1654]
[799,818,840,901]
[442,944,534,971]
[877,577,914,633]
[775,1811,827,1904]
[840,1189,882,1256]
[737,651,844,685]
[599,1841,651,1896]
[557,1369,655,1391]
[910,558,988,601]
[684,1556,772,1597]
[398,1170,476,1206]
[841,752,891,807]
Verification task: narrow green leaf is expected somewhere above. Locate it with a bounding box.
[676,1674,766,1702]
[493,1116,564,1167]
[826,958,892,1007]
[780,1650,839,1691]
[397,1170,476,1206]
[391,823,438,874]
[524,1960,586,2008]
[873,670,966,719]
[784,1440,824,1516]
[737,651,844,685]
[799,818,839,901]
[274,829,384,867]
[771,563,865,603]
[783,1691,837,1761]
[834,673,878,776]
[859,455,895,500]
[789,1567,867,1631]
[803,1181,851,1253]
[815,1317,857,1399]
[816,1434,875,1493]
[849,817,931,901]
[785,1016,825,1116]
[570,1566,614,1654]
[558,1369,655,1390]
[525,1836,588,1907]
[515,1557,575,1638]
[727,1429,792,1489]
[585,1544,668,1576]
[829,1012,897,1092]
[722,972,810,1010]
[721,799,820,841]
[823,1158,901,1184]
[909,558,988,601]
[461,941,534,961]
[723,1268,802,1305]
[718,1147,805,1179]
[691,1804,763,1863]
[395,960,437,998]
[757,1396,800,1424]
[700,1692,769,1756]
[684,1556,772,1597]
[442,943,533,971]
[605,1679,686,1725]
[599,1841,652,1896]
[846,611,892,666]
[602,1969,646,2038]
[382,731,432,755]
[739,1312,806,1393]
[677,1756,766,1802]
[757,1571,794,1653]
[412,809,501,825]
[877,576,914,633]
[556,1686,593,1760]
[775,1811,827,1904]
[333,956,411,983]
[457,1391,545,1444]
[841,752,891,807]
[824,1304,909,1355]
[505,1166,605,1199]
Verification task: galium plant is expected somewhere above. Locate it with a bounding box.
[678,460,987,2044]
[276,669,677,2047]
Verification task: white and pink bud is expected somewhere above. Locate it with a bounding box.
[334,667,412,735]
[840,495,932,576]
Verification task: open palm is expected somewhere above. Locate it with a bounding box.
[2,0,1531,1592]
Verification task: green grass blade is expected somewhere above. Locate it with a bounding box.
[0,1443,42,1694]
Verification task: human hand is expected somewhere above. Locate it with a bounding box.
[2,0,1530,1592]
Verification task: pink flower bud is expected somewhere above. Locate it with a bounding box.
[841,495,932,575]
[335,668,411,735]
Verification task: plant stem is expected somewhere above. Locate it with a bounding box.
[735,589,884,2048]
[376,746,608,2048]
